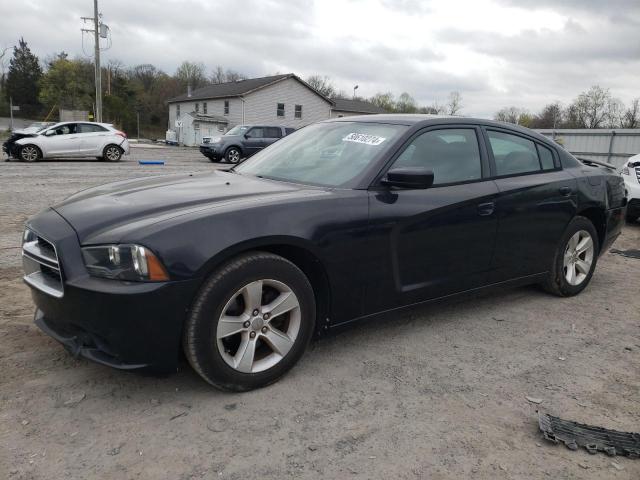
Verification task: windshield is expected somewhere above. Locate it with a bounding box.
[235,122,408,187]
[226,125,249,136]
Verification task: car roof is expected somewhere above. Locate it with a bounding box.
[327,114,551,144]
[47,121,114,128]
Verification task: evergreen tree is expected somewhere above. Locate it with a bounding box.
[5,38,42,115]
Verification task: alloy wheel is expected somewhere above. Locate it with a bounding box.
[562,230,594,286]
[105,146,121,161]
[216,279,301,373]
[227,149,240,163]
[21,146,38,162]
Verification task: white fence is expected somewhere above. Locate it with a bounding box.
[536,129,640,168]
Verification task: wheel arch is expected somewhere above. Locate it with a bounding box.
[196,236,331,335]
[576,207,606,252]
[225,144,243,155]
[19,143,43,160]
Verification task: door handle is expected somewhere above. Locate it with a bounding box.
[477,202,495,216]
[559,186,572,196]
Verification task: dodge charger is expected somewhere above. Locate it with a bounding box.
[22,115,626,391]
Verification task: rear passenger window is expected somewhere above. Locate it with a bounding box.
[488,131,540,176]
[79,124,107,133]
[264,127,282,138]
[537,144,556,170]
[393,128,482,185]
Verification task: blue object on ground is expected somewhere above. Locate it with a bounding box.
[138,160,165,165]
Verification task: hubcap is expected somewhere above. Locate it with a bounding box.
[563,230,594,286]
[216,279,301,373]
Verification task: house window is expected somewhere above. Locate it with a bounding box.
[277,103,285,117]
[203,102,207,114]
[224,100,229,115]
[176,104,180,117]
[295,104,302,119]
[195,103,200,113]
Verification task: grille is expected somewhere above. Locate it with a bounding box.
[635,167,640,182]
[23,232,63,298]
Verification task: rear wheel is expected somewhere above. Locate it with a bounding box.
[543,216,599,297]
[183,252,316,391]
[103,145,123,162]
[19,145,41,162]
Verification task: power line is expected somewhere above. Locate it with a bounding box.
[80,0,110,123]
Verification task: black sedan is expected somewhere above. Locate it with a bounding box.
[22,115,626,391]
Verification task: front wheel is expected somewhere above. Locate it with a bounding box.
[224,147,241,163]
[183,252,316,391]
[20,145,41,162]
[543,216,599,297]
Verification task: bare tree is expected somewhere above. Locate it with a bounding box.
[369,92,395,112]
[494,106,529,125]
[306,75,336,98]
[224,69,246,82]
[211,65,225,84]
[446,91,463,115]
[620,98,640,128]
[395,92,418,113]
[175,61,208,90]
[567,85,620,128]
[530,102,564,128]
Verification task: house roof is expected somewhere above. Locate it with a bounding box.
[185,112,228,123]
[168,74,334,105]
[331,98,387,114]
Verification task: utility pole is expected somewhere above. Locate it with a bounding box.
[82,0,105,123]
[9,96,13,131]
[93,0,102,122]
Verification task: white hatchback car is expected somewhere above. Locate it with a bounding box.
[14,121,130,162]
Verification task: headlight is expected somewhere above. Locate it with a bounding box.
[82,244,169,282]
[211,136,222,143]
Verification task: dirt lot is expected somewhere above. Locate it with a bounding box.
[1,146,639,479]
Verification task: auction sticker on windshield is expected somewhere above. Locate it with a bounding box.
[343,133,386,146]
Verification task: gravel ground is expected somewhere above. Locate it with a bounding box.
[1,147,639,479]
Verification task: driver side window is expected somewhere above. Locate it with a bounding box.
[247,127,264,139]
[52,124,77,135]
[393,128,482,185]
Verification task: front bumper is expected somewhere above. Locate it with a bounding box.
[199,144,221,159]
[25,208,200,372]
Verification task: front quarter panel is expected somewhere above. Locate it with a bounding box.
[123,187,372,324]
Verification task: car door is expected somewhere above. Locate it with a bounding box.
[484,128,578,281]
[365,126,499,313]
[77,123,109,155]
[243,127,266,155]
[42,123,82,157]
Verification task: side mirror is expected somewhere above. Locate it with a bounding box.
[244,133,251,139]
[382,167,434,189]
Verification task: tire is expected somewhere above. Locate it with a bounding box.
[103,145,123,162]
[183,251,316,391]
[224,146,242,164]
[19,144,41,162]
[543,216,599,297]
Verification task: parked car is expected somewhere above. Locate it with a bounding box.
[199,125,294,163]
[5,121,129,162]
[621,154,640,222]
[22,115,626,391]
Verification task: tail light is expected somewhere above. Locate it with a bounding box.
[116,131,127,138]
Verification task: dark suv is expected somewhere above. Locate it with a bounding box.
[199,125,295,163]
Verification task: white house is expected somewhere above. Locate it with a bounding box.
[167,74,334,146]
[167,74,389,146]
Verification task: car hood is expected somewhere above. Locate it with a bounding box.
[53,170,318,244]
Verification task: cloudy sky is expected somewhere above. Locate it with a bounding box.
[1,0,638,117]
